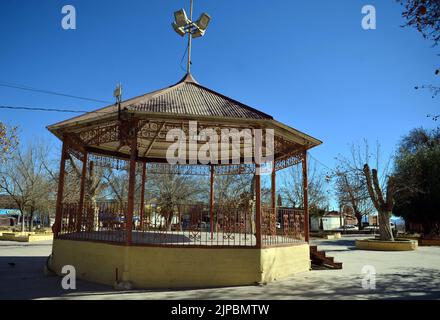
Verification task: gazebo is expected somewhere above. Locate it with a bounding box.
[47,72,322,288]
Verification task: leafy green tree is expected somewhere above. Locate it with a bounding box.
[393,128,440,236]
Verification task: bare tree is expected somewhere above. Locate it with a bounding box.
[280,160,330,215]
[215,174,254,206]
[146,171,207,230]
[0,141,52,232]
[0,122,18,163]
[398,0,440,101]
[399,0,440,46]
[336,141,395,241]
[335,145,375,229]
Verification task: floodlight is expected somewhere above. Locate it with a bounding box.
[195,12,211,31]
[172,22,186,37]
[192,29,205,39]
[170,1,212,73]
[174,9,190,28]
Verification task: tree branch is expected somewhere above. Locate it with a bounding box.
[363,164,381,211]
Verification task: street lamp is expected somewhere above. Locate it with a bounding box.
[172,0,212,73]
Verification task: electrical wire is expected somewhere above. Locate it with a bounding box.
[309,153,335,174]
[180,43,189,73]
[0,81,111,104]
[0,104,113,115]
[309,152,358,178]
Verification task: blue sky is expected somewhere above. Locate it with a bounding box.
[0,0,438,207]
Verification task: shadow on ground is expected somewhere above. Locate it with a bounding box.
[1,242,439,300]
[38,267,440,300]
[0,256,110,300]
[135,267,440,301]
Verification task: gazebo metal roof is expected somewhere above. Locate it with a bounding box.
[49,73,272,129]
[131,73,272,120]
[47,73,321,164]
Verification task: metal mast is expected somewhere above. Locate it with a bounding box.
[187,0,194,73]
[172,0,211,74]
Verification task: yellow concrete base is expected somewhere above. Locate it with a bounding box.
[356,239,418,251]
[0,232,53,242]
[51,239,310,289]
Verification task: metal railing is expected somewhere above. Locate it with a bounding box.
[58,202,305,247]
[59,201,257,247]
[262,207,306,246]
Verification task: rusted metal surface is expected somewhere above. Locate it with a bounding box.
[131,81,272,120]
[59,201,306,248]
[209,165,215,240]
[274,149,304,172]
[261,207,306,246]
[271,169,276,210]
[76,151,88,232]
[58,201,262,247]
[302,150,310,243]
[126,132,138,245]
[53,141,67,236]
[84,157,259,177]
[255,164,262,249]
[140,162,147,231]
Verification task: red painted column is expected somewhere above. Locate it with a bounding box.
[255,164,262,248]
[140,162,147,231]
[209,165,215,239]
[126,134,138,245]
[54,141,67,237]
[76,151,88,232]
[302,150,310,243]
[271,166,276,211]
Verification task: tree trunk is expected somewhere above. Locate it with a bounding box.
[165,210,174,231]
[355,212,363,230]
[29,210,34,232]
[20,210,25,233]
[378,210,394,241]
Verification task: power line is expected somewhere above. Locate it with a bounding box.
[309,153,335,174]
[309,153,358,178]
[0,81,112,104]
[0,104,113,115]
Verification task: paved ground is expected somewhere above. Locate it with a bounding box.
[0,237,439,300]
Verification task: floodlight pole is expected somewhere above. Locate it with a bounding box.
[187,0,194,73]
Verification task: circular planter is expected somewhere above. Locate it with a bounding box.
[355,238,418,251]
